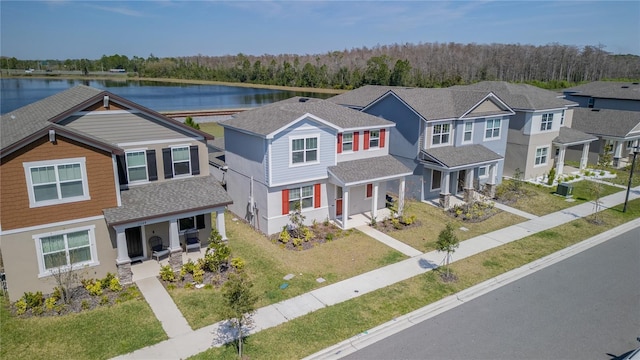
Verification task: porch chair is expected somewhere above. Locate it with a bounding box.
[150,236,169,261]
[184,230,201,252]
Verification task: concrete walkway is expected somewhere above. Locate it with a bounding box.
[356,225,423,257]
[135,277,192,338]
[492,201,538,219]
[114,185,640,360]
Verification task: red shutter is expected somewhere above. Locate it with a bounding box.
[364,130,370,150]
[314,183,321,208]
[380,128,386,148]
[353,132,359,151]
[282,189,289,215]
[337,133,343,154]
[366,183,373,198]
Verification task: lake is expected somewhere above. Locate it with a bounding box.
[0,78,335,114]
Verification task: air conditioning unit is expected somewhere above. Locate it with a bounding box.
[556,182,573,197]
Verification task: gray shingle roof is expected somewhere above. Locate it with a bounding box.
[1,85,104,150]
[422,144,502,168]
[564,81,640,100]
[571,108,640,138]
[328,85,408,108]
[103,176,232,226]
[453,81,576,110]
[220,97,394,137]
[553,127,597,145]
[328,155,413,186]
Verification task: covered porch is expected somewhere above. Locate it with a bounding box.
[327,155,413,229]
[552,127,597,176]
[103,176,232,284]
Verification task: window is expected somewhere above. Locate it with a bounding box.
[291,137,318,164]
[289,185,314,210]
[432,123,451,146]
[627,140,636,150]
[535,147,549,166]
[540,113,553,131]
[172,146,191,176]
[162,145,199,179]
[178,214,205,232]
[369,130,380,148]
[431,170,442,191]
[485,119,501,139]
[463,121,473,143]
[34,226,97,276]
[24,158,89,207]
[126,150,148,182]
[560,110,565,125]
[478,166,488,178]
[343,133,353,152]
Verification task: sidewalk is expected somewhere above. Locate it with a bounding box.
[113,185,640,360]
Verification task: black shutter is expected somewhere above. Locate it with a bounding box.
[146,149,158,181]
[196,214,205,229]
[116,155,128,186]
[190,145,200,175]
[162,148,173,179]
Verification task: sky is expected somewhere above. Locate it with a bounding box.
[1,0,639,60]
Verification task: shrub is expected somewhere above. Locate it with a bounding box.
[547,167,556,185]
[182,260,198,274]
[230,257,246,271]
[303,227,314,242]
[101,273,116,289]
[15,299,27,315]
[278,227,291,244]
[108,278,122,292]
[100,295,110,306]
[193,268,205,284]
[81,300,90,310]
[86,280,103,296]
[325,233,334,241]
[160,265,176,282]
[23,291,44,309]
[45,297,58,311]
[51,287,62,301]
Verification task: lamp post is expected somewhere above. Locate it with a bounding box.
[623,145,639,213]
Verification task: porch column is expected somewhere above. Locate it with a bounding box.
[580,143,590,170]
[168,219,183,271]
[216,210,228,241]
[485,163,498,198]
[556,146,566,177]
[439,171,451,209]
[115,228,132,285]
[464,168,475,202]
[613,140,623,167]
[371,182,379,220]
[398,178,406,217]
[342,187,349,229]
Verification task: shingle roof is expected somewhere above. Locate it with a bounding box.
[328,85,408,108]
[553,127,598,145]
[571,108,640,138]
[422,144,502,168]
[328,155,413,186]
[103,176,232,226]
[453,81,575,110]
[1,85,104,150]
[564,81,640,100]
[220,97,394,137]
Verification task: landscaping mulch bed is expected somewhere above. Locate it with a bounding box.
[372,218,422,233]
[269,222,349,251]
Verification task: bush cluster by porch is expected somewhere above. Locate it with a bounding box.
[274,205,347,250]
[449,200,499,222]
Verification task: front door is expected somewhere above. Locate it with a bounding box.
[336,186,343,216]
[457,170,466,193]
[126,227,144,260]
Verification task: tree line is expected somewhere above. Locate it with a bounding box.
[2,42,639,89]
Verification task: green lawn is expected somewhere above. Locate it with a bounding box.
[190,199,640,360]
[199,122,224,139]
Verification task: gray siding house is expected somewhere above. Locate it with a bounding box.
[221,97,412,235]
[563,81,640,112]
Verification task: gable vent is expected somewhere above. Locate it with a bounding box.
[103,95,110,108]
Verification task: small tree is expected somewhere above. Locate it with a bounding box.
[588,180,604,224]
[435,223,459,280]
[184,116,200,130]
[222,270,258,358]
[49,252,83,304]
[598,143,613,168]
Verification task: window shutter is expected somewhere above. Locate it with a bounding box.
[162,148,173,179]
[282,189,289,215]
[366,183,373,198]
[364,130,370,150]
[337,133,343,154]
[196,214,205,229]
[146,150,158,181]
[190,145,200,175]
[353,132,359,151]
[116,155,128,186]
[380,129,386,148]
[314,183,321,208]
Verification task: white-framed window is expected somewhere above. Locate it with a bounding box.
[478,166,488,178]
[540,113,553,131]
[178,214,205,233]
[535,146,549,166]
[369,130,380,148]
[626,140,636,150]
[291,136,318,165]
[463,121,473,143]
[126,150,148,183]
[34,225,97,277]
[431,170,442,191]
[289,185,314,210]
[23,158,90,208]
[432,123,451,146]
[171,146,191,176]
[560,110,565,126]
[343,132,354,152]
[485,118,501,140]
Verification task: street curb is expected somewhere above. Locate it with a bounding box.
[304,218,640,360]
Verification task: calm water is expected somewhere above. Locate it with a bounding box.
[0,78,334,114]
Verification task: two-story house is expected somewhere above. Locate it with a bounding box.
[220,97,413,235]
[0,85,232,301]
[563,81,640,112]
[454,81,596,180]
[331,86,514,208]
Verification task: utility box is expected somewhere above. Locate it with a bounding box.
[556,182,573,197]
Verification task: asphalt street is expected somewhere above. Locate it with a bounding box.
[343,226,640,360]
